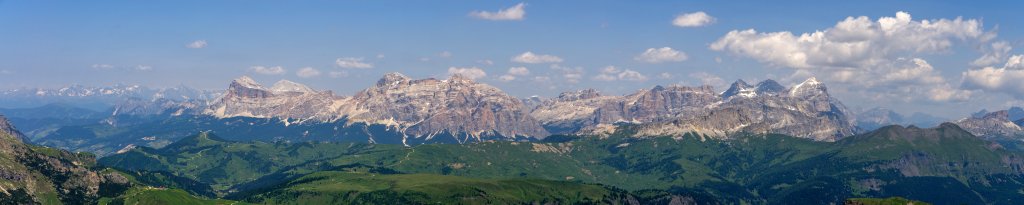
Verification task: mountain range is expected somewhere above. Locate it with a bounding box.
[5,73,1024,156]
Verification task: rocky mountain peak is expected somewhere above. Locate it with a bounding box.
[981,110,1010,121]
[754,79,785,95]
[557,89,602,101]
[787,77,828,97]
[0,115,25,140]
[376,72,411,87]
[270,80,315,93]
[721,79,753,99]
[232,76,263,89]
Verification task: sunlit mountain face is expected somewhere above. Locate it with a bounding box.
[2,1,1024,204]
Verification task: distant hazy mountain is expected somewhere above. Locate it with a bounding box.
[0,84,220,110]
[955,109,1024,138]
[854,107,946,131]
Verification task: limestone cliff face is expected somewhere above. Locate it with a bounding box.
[204,76,343,121]
[531,85,720,134]
[348,73,549,141]
[533,77,859,141]
[955,110,1024,138]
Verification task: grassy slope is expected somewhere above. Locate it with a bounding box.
[99,124,1024,204]
[244,171,619,204]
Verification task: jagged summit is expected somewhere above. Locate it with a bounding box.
[377,72,411,87]
[787,77,828,99]
[557,89,602,101]
[270,80,315,93]
[232,76,263,89]
[754,79,785,95]
[721,79,753,99]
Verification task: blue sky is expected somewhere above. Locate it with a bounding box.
[2,1,1023,118]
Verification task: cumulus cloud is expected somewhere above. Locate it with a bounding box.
[508,67,530,75]
[551,64,583,83]
[972,41,1013,67]
[134,65,152,71]
[711,12,990,69]
[329,71,349,78]
[249,66,286,75]
[594,66,647,82]
[963,55,1024,98]
[658,72,673,79]
[710,11,993,102]
[635,47,688,63]
[470,3,526,21]
[688,72,726,88]
[335,57,373,69]
[439,51,453,58]
[498,67,531,82]
[673,11,715,27]
[447,67,487,80]
[186,40,207,49]
[512,51,563,64]
[91,64,114,70]
[296,67,321,78]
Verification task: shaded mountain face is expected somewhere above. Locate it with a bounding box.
[854,108,947,131]
[955,109,1024,138]
[0,116,130,204]
[534,77,858,141]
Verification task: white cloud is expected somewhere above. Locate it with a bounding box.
[512,51,563,64]
[134,65,152,71]
[634,47,688,63]
[296,67,321,78]
[963,55,1024,99]
[498,75,516,82]
[439,51,453,58]
[508,67,530,76]
[329,71,349,78]
[470,3,526,21]
[673,11,715,27]
[91,64,114,69]
[249,65,286,75]
[593,66,647,81]
[478,59,494,65]
[186,40,207,49]
[447,67,487,80]
[335,57,373,69]
[551,64,583,84]
[972,41,1013,67]
[688,72,726,88]
[658,72,673,79]
[711,12,990,69]
[710,11,993,102]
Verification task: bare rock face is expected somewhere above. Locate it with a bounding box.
[347,73,549,141]
[534,77,859,141]
[532,85,720,134]
[204,76,344,121]
[635,77,858,141]
[955,110,1024,138]
[0,114,24,140]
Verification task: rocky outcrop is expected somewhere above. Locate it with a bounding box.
[531,85,720,134]
[204,76,344,121]
[0,115,131,204]
[347,73,549,140]
[955,110,1024,138]
[634,77,858,141]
